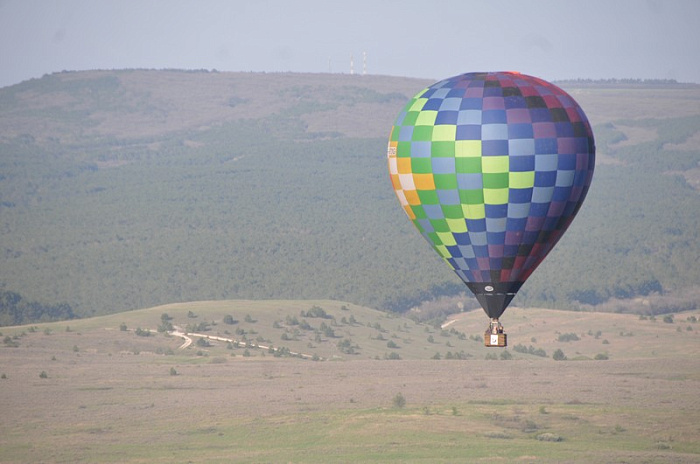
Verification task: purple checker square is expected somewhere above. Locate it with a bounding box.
[546,201,566,218]
[525,215,546,231]
[533,123,557,138]
[557,94,575,108]
[483,97,505,110]
[505,230,524,246]
[488,244,504,259]
[465,87,484,98]
[506,108,531,123]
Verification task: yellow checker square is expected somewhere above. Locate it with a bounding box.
[436,232,457,247]
[404,190,420,205]
[484,188,509,204]
[403,205,416,220]
[413,173,436,190]
[462,203,485,220]
[509,171,535,189]
[446,218,468,233]
[432,125,457,141]
[397,157,412,174]
[455,140,482,157]
[481,156,509,173]
[415,110,437,126]
[409,98,427,112]
[435,244,451,259]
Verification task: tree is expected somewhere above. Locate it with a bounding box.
[392,392,406,408]
[553,349,567,361]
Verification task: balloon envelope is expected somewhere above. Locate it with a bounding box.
[387,72,595,318]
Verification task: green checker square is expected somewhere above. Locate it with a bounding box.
[417,190,439,204]
[432,125,457,141]
[431,141,455,157]
[390,126,400,142]
[396,141,412,157]
[409,98,427,112]
[483,172,509,189]
[441,204,464,219]
[415,110,437,126]
[481,156,509,173]
[401,111,419,126]
[410,205,428,219]
[411,157,433,174]
[455,156,482,174]
[431,218,450,233]
[433,174,458,189]
[427,231,442,246]
[509,171,535,189]
[412,126,433,141]
[459,189,485,205]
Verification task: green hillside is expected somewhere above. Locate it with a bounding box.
[0,70,699,320]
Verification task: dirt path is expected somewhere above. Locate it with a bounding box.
[170,326,192,349]
[167,327,319,359]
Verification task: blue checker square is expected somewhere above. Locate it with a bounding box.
[456,124,481,140]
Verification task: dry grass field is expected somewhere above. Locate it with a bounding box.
[1,300,699,463]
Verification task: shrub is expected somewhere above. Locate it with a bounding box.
[553,349,567,361]
[594,353,609,360]
[39,371,48,378]
[392,392,406,408]
[135,327,151,337]
[169,367,178,376]
[557,333,580,342]
[223,314,237,325]
[536,433,563,442]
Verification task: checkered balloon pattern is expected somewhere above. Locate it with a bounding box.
[387,72,595,315]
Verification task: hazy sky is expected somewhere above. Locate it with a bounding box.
[1,0,699,88]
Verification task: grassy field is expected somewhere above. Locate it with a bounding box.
[1,300,699,463]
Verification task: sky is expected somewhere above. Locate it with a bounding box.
[1,0,699,89]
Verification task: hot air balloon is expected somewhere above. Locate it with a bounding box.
[387,72,595,347]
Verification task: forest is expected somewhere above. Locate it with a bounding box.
[0,70,698,323]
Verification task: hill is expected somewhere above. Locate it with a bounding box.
[0,70,699,319]
[1,301,699,463]
[4,298,698,362]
